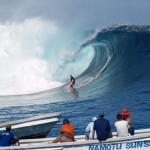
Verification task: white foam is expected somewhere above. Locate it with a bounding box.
[0,18,61,95]
[0,18,94,95]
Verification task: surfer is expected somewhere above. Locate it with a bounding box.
[69,75,75,90]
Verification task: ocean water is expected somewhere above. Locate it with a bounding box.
[0,24,150,137]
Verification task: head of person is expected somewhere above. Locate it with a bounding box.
[63,119,70,125]
[120,108,130,116]
[6,124,11,131]
[99,112,104,118]
[92,117,97,122]
[116,114,122,120]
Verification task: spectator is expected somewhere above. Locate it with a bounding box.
[53,119,75,143]
[114,114,129,137]
[120,108,131,121]
[85,117,97,140]
[121,108,134,135]
[92,112,112,141]
[0,124,18,146]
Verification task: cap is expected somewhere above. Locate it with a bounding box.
[120,108,130,116]
[92,117,97,122]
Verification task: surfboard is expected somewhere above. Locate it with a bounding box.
[66,90,71,93]
[66,88,76,93]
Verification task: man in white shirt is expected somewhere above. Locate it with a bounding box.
[114,114,129,137]
[85,117,97,140]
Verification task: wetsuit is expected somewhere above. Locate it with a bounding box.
[70,76,75,89]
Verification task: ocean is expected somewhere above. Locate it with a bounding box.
[0,24,150,138]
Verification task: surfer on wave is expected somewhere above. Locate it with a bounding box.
[69,75,75,90]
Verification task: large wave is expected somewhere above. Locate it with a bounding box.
[0,22,150,108]
[0,18,114,96]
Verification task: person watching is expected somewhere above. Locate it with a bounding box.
[92,112,112,141]
[53,119,75,143]
[0,124,19,146]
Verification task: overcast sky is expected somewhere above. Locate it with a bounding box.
[0,0,150,31]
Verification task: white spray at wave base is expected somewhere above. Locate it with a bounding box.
[0,18,94,95]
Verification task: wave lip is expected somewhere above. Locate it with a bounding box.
[76,40,113,88]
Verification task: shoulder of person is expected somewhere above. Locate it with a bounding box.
[114,121,118,125]
[105,119,110,122]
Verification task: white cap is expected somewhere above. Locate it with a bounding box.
[92,117,97,122]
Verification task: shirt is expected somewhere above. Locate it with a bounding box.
[93,118,111,141]
[114,120,129,137]
[60,124,74,136]
[85,122,97,139]
[0,130,14,146]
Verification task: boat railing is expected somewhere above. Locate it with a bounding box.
[19,128,150,145]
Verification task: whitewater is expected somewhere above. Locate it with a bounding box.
[0,18,150,137]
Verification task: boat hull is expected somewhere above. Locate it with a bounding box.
[11,118,59,139]
[0,112,61,139]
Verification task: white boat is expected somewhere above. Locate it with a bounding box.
[0,128,150,150]
[0,112,61,139]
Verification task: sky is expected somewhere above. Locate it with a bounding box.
[0,0,150,95]
[0,0,150,31]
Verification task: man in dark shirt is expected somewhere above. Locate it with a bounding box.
[0,124,16,146]
[92,112,112,141]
